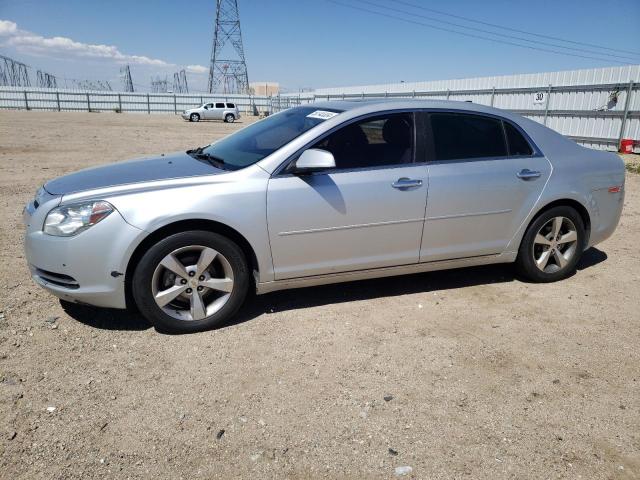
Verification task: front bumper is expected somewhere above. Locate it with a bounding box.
[24,202,143,309]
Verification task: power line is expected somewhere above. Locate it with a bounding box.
[326,0,635,65]
[355,0,640,62]
[388,0,640,58]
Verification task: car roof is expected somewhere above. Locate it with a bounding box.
[310,98,517,118]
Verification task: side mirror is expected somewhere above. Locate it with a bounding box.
[294,149,336,173]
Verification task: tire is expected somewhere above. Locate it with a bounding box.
[190,113,200,122]
[224,113,235,123]
[516,206,586,283]
[132,231,250,333]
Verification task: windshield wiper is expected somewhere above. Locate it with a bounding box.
[187,149,227,169]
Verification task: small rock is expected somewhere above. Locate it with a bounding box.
[45,316,59,324]
[552,379,560,384]
[216,429,225,440]
[388,448,398,456]
[110,396,116,400]
[51,324,58,330]
[384,395,393,402]
[8,431,17,440]
[46,406,56,413]
[619,405,626,410]
[395,466,413,476]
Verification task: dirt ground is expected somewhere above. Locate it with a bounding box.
[0,111,639,479]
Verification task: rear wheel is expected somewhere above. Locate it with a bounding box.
[132,231,249,333]
[225,113,235,123]
[190,113,200,122]
[516,206,585,282]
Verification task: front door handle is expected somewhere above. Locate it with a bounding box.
[516,169,541,180]
[392,177,423,189]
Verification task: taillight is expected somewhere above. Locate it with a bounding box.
[608,186,622,193]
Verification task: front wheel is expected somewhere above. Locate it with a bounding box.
[516,206,586,283]
[132,231,250,333]
[190,113,200,122]
[224,113,235,123]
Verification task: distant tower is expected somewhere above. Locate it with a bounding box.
[0,55,30,87]
[120,65,134,92]
[173,69,189,93]
[208,0,249,94]
[36,70,57,89]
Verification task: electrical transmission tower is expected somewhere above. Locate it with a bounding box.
[150,76,169,93]
[36,70,58,89]
[72,80,112,91]
[208,0,249,94]
[120,65,134,92]
[173,70,189,93]
[0,55,31,87]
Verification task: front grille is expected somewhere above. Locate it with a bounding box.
[34,268,80,289]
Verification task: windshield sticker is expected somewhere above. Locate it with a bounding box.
[306,110,339,120]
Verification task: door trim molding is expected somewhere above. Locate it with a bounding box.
[279,217,425,236]
[426,209,512,221]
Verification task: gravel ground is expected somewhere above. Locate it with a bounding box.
[1,111,639,479]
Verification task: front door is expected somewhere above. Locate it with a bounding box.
[420,112,551,261]
[267,112,429,280]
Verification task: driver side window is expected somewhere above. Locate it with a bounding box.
[312,113,414,170]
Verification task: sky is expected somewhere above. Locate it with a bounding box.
[0,0,639,92]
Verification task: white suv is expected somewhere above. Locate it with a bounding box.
[182,102,240,123]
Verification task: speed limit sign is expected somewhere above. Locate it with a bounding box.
[533,92,546,104]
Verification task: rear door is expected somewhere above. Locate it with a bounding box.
[214,102,225,120]
[267,112,429,279]
[419,111,551,262]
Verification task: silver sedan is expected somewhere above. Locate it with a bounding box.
[23,100,625,333]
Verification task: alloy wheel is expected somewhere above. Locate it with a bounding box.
[151,245,234,321]
[532,216,578,273]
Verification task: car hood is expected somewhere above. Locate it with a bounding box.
[44,151,225,195]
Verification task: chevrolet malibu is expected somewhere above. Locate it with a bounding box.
[24,100,625,333]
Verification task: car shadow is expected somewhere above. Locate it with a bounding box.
[61,247,608,333]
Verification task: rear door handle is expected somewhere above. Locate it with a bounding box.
[392,177,423,189]
[516,169,541,180]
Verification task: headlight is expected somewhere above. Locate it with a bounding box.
[44,201,114,237]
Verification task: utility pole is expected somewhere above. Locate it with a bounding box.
[208,0,250,94]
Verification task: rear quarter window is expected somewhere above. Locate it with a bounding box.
[226,103,235,108]
[504,122,534,156]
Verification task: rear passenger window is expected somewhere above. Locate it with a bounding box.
[226,103,235,108]
[430,113,507,161]
[504,122,533,156]
[215,102,225,108]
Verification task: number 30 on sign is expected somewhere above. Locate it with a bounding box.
[533,92,546,104]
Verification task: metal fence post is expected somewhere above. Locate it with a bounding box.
[55,91,61,111]
[618,80,634,150]
[543,84,552,125]
[173,94,177,114]
[24,90,29,110]
[490,86,495,106]
[446,89,450,100]
[200,96,203,105]
[412,90,415,98]
[117,93,122,112]
[147,93,150,114]
[86,93,90,112]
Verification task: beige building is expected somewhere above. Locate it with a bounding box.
[250,82,280,96]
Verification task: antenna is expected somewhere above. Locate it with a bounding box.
[208,0,250,94]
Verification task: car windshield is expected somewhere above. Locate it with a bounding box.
[195,106,343,170]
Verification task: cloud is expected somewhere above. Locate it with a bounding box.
[0,18,207,71]
[0,20,17,35]
[186,64,208,74]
